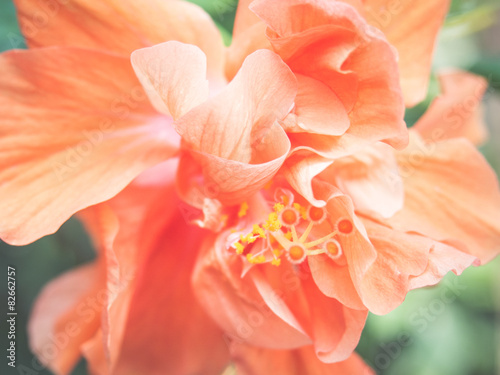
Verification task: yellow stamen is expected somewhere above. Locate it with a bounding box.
[271,258,281,266]
[273,203,284,213]
[238,201,249,218]
[235,242,245,255]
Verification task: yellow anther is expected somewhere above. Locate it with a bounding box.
[240,233,256,244]
[271,258,281,266]
[293,203,307,219]
[238,201,249,218]
[235,242,245,255]
[284,232,293,241]
[263,212,281,232]
[252,224,266,238]
[273,203,284,213]
[272,249,281,256]
[246,254,266,264]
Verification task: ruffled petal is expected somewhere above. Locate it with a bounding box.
[131,41,210,120]
[301,275,368,363]
[175,50,296,204]
[251,0,407,157]
[283,153,334,207]
[359,218,475,314]
[0,48,178,245]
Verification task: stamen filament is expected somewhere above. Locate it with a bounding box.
[299,221,314,243]
[270,231,293,250]
[306,249,325,256]
[305,231,338,248]
[291,225,299,242]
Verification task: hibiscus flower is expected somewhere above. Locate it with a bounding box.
[1,0,498,374]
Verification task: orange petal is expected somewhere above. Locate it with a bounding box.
[391,132,500,264]
[0,48,178,245]
[414,70,488,145]
[283,153,334,207]
[231,344,374,375]
[131,41,210,120]
[283,74,350,136]
[14,0,225,80]
[110,221,229,375]
[175,50,296,204]
[226,0,271,80]
[409,242,477,290]
[28,263,104,375]
[79,161,230,374]
[308,183,377,310]
[301,276,368,363]
[360,0,451,106]
[307,256,365,311]
[359,218,475,314]
[319,143,404,218]
[233,0,263,38]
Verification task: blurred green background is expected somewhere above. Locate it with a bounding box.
[0,0,499,374]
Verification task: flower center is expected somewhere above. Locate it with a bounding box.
[230,194,353,266]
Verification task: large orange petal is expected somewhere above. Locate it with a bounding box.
[390,132,500,264]
[175,50,296,204]
[14,0,225,80]
[0,48,178,245]
[131,41,210,120]
[414,70,488,145]
[359,0,451,106]
[231,344,374,375]
[109,221,229,375]
[78,160,230,374]
[28,263,104,375]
